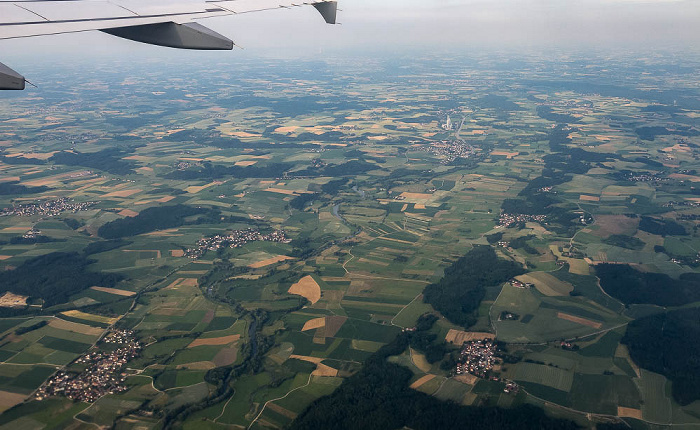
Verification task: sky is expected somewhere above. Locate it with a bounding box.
[2,0,700,67]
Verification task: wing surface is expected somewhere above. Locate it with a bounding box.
[0,0,336,40]
[0,0,337,89]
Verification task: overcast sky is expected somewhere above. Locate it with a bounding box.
[2,0,699,67]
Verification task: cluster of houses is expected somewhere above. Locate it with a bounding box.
[510,279,534,289]
[497,212,548,228]
[423,140,476,164]
[455,338,498,379]
[35,330,141,403]
[1,198,98,217]
[184,229,290,259]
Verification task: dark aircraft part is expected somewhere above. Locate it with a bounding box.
[0,62,25,90]
[102,22,233,50]
[314,1,338,24]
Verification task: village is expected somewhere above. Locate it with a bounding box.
[35,329,141,403]
[423,139,476,164]
[0,197,98,217]
[497,212,548,228]
[454,338,498,379]
[184,228,290,259]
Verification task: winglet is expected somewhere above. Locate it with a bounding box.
[0,62,25,90]
[313,1,338,24]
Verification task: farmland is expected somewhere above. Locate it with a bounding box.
[0,50,697,429]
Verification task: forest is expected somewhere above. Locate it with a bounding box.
[0,252,123,307]
[423,246,524,327]
[622,308,700,405]
[98,205,212,239]
[596,263,700,306]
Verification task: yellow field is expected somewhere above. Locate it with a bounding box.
[491,151,519,159]
[454,373,479,386]
[409,374,435,389]
[249,255,294,269]
[579,195,600,202]
[557,312,602,329]
[617,407,643,419]
[0,292,28,308]
[445,330,495,344]
[515,272,573,296]
[90,286,136,297]
[288,275,322,304]
[49,318,104,336]
[301,317,326,331]
[312,363,339,377]
[188,334,240,348]
[185,182,219,194]
[102,189,142,198]
[410,348,432,372]
[62,310,118,325]
[0,391,26,413]
[117,209,139,217]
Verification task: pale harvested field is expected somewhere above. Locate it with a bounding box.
[265,188,301,196]
[669,173,700,182]
[234,161,258,167]
[410,374,436,389]
[617,407,643,419]
[103,189,142,198]
[157,196,176,203]
[515,272,573,297]
[274,126,298,133]
[0,292,27,308]
[0,256,11,261]
[301,317,326,332]
[312,363,339,377]
[289,354,323,364]
[62,310,118,325]
[249,255,294,269]
[49,318,104,336]
[188,334,240,348]
[445,330,495,344]
[411,348,431,373]
[144,229,182,237]
[185,182,219,194]
[175,361,216,370]
[170,249,185,257]
[454,374,479,385]
[557,312,602,329]
[118,209,139,217]
[0,391,26,413]
[579,195,600,202]
[288,275,321,304]
[491,151,519,159]
[90,286,136,297]
[400,192,433,200]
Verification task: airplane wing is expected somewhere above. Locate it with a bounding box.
[0,0,338,90]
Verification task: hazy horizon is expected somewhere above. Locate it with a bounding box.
[1,0,699,68]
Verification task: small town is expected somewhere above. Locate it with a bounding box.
[0,198,98,217]
[184,228,290,259]
[35,330,141,403]
[424,140,476,163]
[454,338,498,379]
[497,212,548,227]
